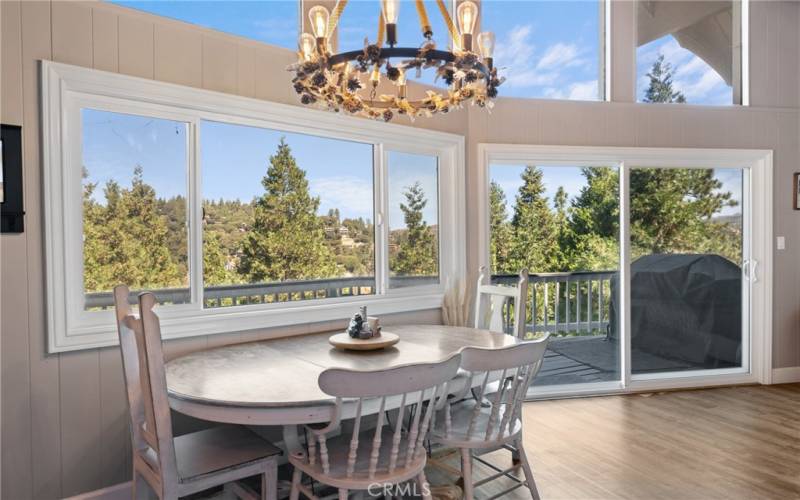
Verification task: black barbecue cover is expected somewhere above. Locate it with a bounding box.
[610,254,742,370]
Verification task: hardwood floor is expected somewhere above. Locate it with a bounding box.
[450,383,800,499]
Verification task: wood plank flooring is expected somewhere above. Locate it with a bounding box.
[166,384,800,500]
[460,383,800,499]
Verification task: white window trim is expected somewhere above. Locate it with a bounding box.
[42,61,466,353]
[476,143,773,394]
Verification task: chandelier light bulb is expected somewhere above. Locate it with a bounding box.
[457,1,479,51]
[370,65,381,86]
[299,33,316,61]
[477,31,495,66]
[382,0,400,46]
[381,0,400,24]
[308,6,330,40]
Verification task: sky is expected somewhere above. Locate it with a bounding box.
[637,36,733,105]
[82,109,438,228]
[490,164,743,221]
[113,0,733,105]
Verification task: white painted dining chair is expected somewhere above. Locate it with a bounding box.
[431,337,550,500]
[288,353,463,500]
[474,266,529,338]
[114,286,281,500]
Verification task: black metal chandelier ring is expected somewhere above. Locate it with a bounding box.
[288,0,504,122]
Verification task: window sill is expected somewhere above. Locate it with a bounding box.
[49,289,445,353]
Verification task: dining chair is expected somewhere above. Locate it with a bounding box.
[288,353,463,500]
[474,266,529,338]
[431,337,550,500]
[113,286,281,500]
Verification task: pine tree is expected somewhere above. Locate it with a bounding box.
[203,232,232,286]
[489,181,513,273]
[643,54,686,103]
[393,181,437,276]
[508,166,560,273]
[238,138,340,282]
[566,167,620,270]
[83,165,184,292]
[629,168,737,259]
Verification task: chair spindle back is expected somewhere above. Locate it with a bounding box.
[474,266,529,338]
[447,337,549,443]
[311,353,462,479]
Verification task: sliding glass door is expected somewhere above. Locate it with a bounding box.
[488,162,622,391]
[628,167,747,377]
[482,146,768,398]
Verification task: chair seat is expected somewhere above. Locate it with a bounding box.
[175,425,281,483]
[432,399,522,448]
[289,426,426,489]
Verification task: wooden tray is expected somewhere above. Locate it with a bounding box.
[328,332,400,351]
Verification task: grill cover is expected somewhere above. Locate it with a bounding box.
[610,254,742,371]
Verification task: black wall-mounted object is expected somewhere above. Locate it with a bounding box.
[1,124,25,233]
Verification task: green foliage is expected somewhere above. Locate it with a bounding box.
[507,166,561,273]
[203,232,233,285]
[392,181,438,276]
[491,163,741,276]
[643,54,686,104]
[83,165,184,293]
[489,181,513,273]
[629,168,738,259]
[238,138,340,282]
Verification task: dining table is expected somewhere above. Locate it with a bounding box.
[165,324,522,455]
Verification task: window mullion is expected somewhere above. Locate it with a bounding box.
[374,143,388,295]
[189,118,204,309]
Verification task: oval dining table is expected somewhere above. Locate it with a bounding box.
[165,324,521,455]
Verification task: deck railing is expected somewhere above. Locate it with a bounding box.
[493,271,617,337]
[84,275,440,310]
[85,271,614,337]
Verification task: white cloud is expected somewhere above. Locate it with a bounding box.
[544,79,599,101]
[309,176,374,220]
[493,25,594,97]
[566,80,599,100]
[674,66,726,102]
[536,43,582,71]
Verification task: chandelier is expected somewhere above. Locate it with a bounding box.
[288,0,503,122]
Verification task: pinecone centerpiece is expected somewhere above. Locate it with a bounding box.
[346,306,381,339]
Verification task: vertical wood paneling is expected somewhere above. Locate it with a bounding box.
[254,45,296,105]
[119,15,154,78]
[202,35,238,93]
[58,351,102,497]
[0,7,33,491]
[0,236,31,500]
[91,21,131,489]
[748,1,772,108]
[236,44,256,98]
[98,348,130,488]
[774,111,800,368]
[51,4,104,497]
[776,2,800,109]
[92,7,119,73]
[154,23,202,87]
[52,2,93,67]
[20,1,63,498]
[1,0,23,125]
